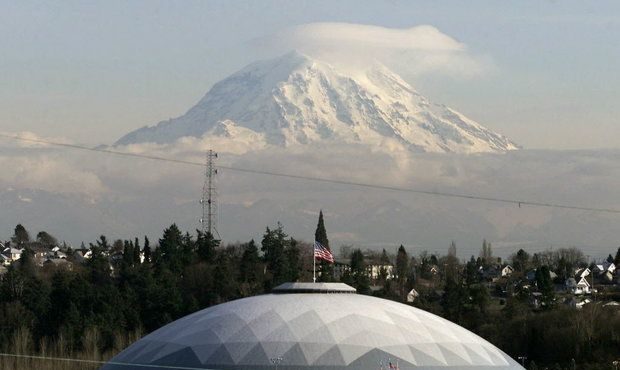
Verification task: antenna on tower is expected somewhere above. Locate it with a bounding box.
[200,150,220,239]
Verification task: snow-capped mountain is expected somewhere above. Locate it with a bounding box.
[116,51,518,153]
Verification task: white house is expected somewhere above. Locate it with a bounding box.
[595,262,616,274]
[501,265,514,277]
[594,262,616,283]
[406,288,420,303]
[2,247,23,263]
[575,267,591,279]
[366,264,394,280]
[566,276,591,295]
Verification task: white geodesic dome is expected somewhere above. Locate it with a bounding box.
[101,283,522,370]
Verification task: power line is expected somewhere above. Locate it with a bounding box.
[0,352,216,370]
[1,132,619,215]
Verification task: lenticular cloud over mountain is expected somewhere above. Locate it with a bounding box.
[116,52,518,154]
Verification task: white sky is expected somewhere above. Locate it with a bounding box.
[1,0,620,149]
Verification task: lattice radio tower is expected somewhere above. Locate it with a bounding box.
[200,150,219,239]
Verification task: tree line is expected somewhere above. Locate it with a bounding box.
[1,221,619,369]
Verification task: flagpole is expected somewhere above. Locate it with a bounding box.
[313,241,316,283]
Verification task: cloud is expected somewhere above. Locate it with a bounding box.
[0,131,107,196]
[3,128,620,257]
[285,23,464,52]
[256,22,493,79]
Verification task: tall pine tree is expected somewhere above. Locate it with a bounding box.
[314,210,333,282]
[143,236,151,264]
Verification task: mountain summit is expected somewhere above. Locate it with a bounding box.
[116,51,518,153]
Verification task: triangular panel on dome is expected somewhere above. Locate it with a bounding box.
[280,342,310,366]
[299,324,338,344]
[421,322,460,343]
[236,341,270,366]
[199,312,248,342]
[298,342,338,364]
[225,322,261,344]
[348,348,416,370]
[247,309,288,340]
[259,341,298,361]
[407,343,448,366]
[325,314,367,342]
[190,343,225,363]
[224,340,260,364]
[382,344,417,365]
[482,344,512,365]
[339,329,392,348]
[437,343,473,365]
[126,341,168,363]
[313,344,347,367]
[204,343,236,365]
[462,342,496,365]
[325,343,370,365]
[151,346,202,368]
[286,309,326,339]
[262,322,299,342]
[142,342,187,363]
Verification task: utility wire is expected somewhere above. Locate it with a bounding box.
[1,132,619,214]
[0,352,216,370]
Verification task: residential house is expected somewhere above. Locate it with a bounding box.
[594,262,616,283]
[2,247,23,263]
[565,276,591,295]
[406,288,420,303]
[501,265,514,277]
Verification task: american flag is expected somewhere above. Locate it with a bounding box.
[314,241,334,263]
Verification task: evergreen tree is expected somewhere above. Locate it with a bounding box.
[143,236,151,263]
[36,231,57,247]
[314,210,329,249]
[157,224,184,272]
[396,245,409,298]
[133,237,141,264]
[12,224,30,245]
[180,232,196,267]
[123,240,134,267]
[90,235,110,252]
[261,223,290,289]
[606,254,614,263]
[535,265,555,307]
[442,275,468,322]
[615,247,620,265]
[512,249,530,272]
[314,210,333,281]
[214,252,236,302]
[286,238,302,282]
[240,239,260,283]
[196,230,218,263]
[349,249,370,294]
[18,246,36,277]
[446,241,459,281]
[465,256,479,286]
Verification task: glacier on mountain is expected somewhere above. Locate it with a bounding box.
[116,51,518,153]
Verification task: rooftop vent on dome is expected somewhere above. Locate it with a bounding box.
[272,282,356,294]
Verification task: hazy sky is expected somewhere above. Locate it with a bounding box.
[1,0,620,149]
